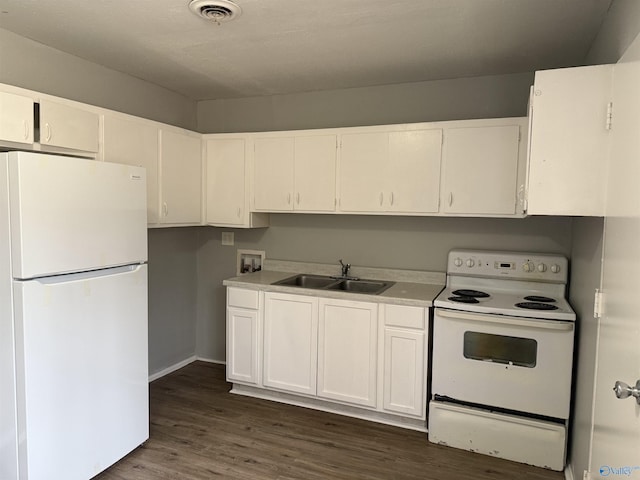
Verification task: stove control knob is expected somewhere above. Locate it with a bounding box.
[466,259,475,268]
[454,257,463,267]
[551,264,561,274]
[537,263,547,273]
[522,262,534,272]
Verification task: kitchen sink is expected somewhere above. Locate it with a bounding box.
[272,274,394,295]
[327,279,394,295]
[273,274,337,289]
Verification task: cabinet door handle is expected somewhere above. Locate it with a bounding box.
[163,202,168,217]
[390,192,394,206]
[237,207,242,218]
[23,120,29,140]
[379,192,384,206]
[44,123,52,142]
[296,192,300,205]
[448,192,453,207]
[287,193,291,205]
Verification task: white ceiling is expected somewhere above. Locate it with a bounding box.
[0,0,612,101]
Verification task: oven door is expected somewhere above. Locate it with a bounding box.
[432,308,574,419]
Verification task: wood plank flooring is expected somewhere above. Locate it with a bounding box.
[95,361,564,480]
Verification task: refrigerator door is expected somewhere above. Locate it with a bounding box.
[13,264,148,480]
[7,152,147,279]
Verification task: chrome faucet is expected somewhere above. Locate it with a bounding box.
[339,259,351,277]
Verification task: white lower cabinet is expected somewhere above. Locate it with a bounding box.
[263,292,318,395]
[226,288,261,385]
[226,287,429,426]
[317,298,378,408]
[381,304,427,418]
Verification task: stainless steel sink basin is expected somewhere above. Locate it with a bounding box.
[273,274,337,289]
[272,274,394,295]
[327,279,394,295]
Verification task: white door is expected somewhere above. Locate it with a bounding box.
[159,129,202,224]
[103,114,160,224]
[6,152,147,278]
[0,91,34,144]
[441,125,520,215]
[294,135,337,212]
[39,100,99,153]
[263,293,318,395]
[206,138,246,225]
[388,129,442,213]
[317,298,378,407]
[338,131,388,212]
[13,265,148,480]
[589,36,640,479]
[253,137,295,211]
[227,307,259,385]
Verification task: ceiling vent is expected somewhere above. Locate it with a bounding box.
[189,0,242,24]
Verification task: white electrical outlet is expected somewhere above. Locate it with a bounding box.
[221,232,234,246]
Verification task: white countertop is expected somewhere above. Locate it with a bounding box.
[223,260,445,307]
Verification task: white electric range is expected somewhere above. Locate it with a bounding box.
[429,249,576,471]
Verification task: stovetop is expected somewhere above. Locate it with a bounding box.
[434,286,576,321]
[434,249,576,321]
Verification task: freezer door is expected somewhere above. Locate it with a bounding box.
[13,264,148,480]
[7,152,147,279]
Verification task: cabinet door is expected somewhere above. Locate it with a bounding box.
[383,328,425,417]
[103,115,160,224]
[388,129,442,213]
[39,100,99,152]
[294,135,337,212]
[254,137,294,211]
[0,91,34,144]
[441,125,520,215]
[227,307,259,385]
[263,293,318,395]
[206,138,246,225]
[527,65,613,216]
[338,132,388,212]
[317,299,378,407]
[159,130,202,224]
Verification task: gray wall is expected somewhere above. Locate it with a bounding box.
[0,28,197,130]
[567,0,640,476]
[148,228,199,375]
[197,72,533,133]
[195,215,573,361]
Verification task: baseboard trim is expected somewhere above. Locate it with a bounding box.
[148,355,197,382]
[564,463,574,480]
[195,356,226,365]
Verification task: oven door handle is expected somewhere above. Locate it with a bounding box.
[437,308,574,331]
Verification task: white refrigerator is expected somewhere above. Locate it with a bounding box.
[0,151,149,480]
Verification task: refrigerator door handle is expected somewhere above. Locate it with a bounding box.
[25,264,145,285]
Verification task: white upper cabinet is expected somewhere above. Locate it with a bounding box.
[441,122,524,216]
[527,65,614,216]
[339,128,442,214]
[39,100,99,153]
[103,114,160,224]
[294,135,337,211]
[206,137,247,226]
[0,91,34,145]
[254,137,295,211]
[159,129,202,225]
[205,136,269,228]
[253,134,337,212]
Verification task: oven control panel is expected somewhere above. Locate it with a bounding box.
[447,249,568,283]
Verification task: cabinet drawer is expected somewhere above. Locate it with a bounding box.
[383,304,425,329]
[228,287,260,309]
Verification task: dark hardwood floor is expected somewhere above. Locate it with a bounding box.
[95,362,564,480]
